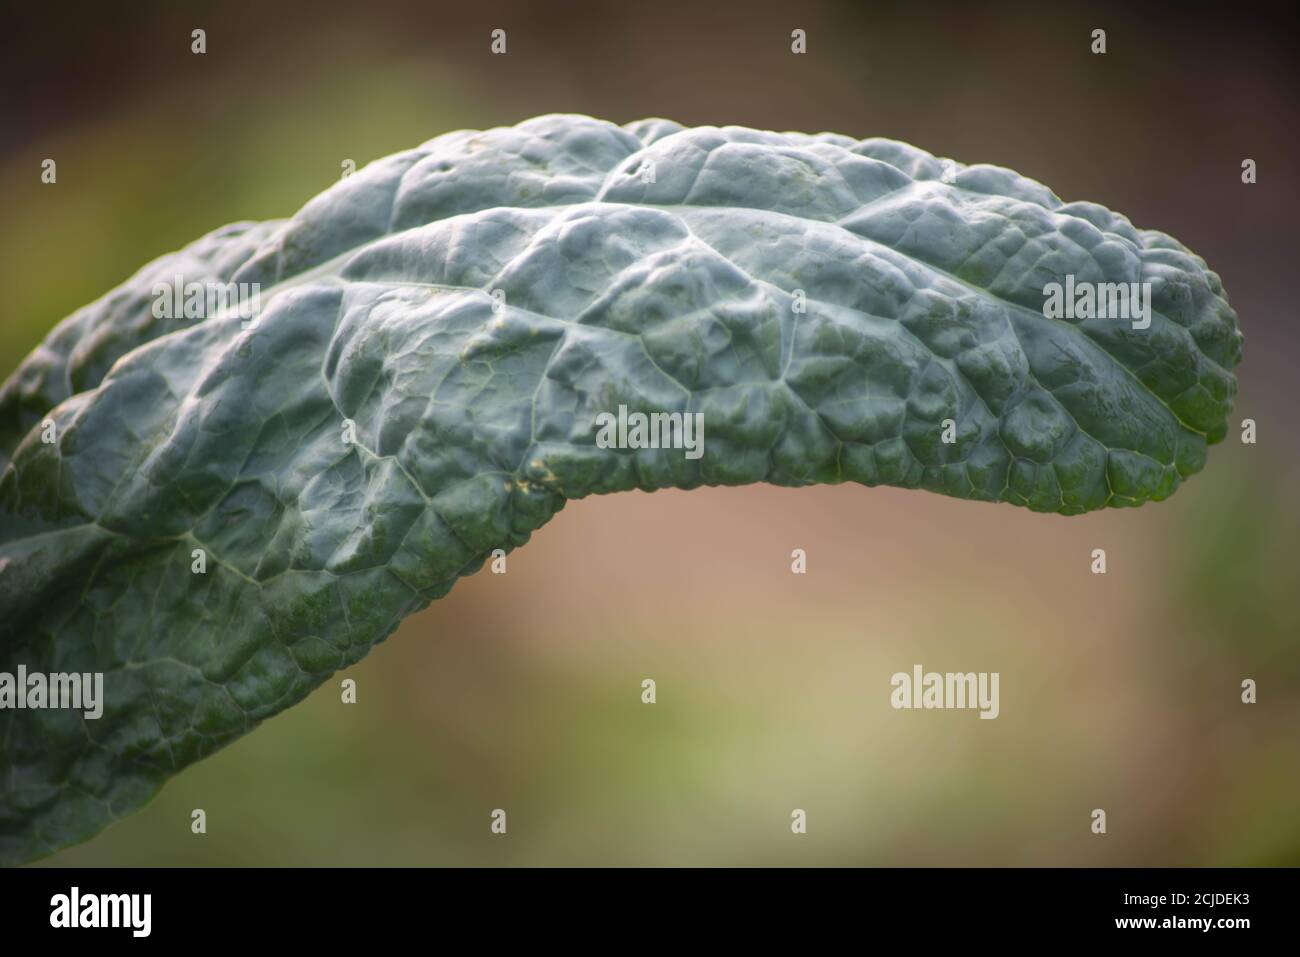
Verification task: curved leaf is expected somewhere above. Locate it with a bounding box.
[0,115,1242,863]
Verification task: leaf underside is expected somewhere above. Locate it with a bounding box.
[0,115,1242,864]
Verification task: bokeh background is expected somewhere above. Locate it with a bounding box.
[2,0,1297,865]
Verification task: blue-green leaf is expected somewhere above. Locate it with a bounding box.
[0,115,1242,863]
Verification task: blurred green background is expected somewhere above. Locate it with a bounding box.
[2,0,1297,865]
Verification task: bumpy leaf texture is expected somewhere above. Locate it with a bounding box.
[0,115,1242,863]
